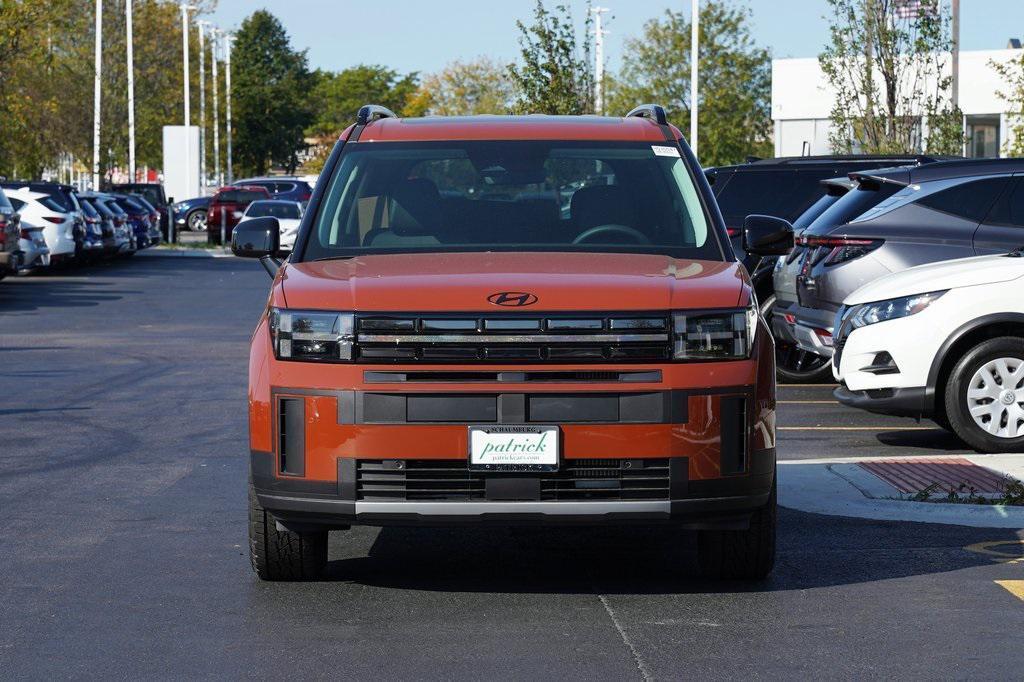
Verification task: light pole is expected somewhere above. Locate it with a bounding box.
[211,29,221,186]
[92,0,102,190]
[690,0,699,159]
[591,6,609,115]
[197,20,208,187]
[225,32,234,184]
[181,3,197,199]
[126,0,136,181]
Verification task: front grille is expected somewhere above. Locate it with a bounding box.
[356,459,671,501]
[354,313,671,364]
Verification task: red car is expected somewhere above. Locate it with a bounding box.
[231,104,793,581]
[206,185,270,244]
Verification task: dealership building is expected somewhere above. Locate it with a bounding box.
[771,44,1023,158]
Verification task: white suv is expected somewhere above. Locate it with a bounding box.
[833,252,1024,453]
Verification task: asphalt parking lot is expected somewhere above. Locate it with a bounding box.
[2,257,1023,678]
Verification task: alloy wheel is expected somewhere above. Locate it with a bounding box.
[965,356,1024,438]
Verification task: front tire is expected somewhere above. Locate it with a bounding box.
[945,337,1024,453]
[187,209,207,232]
[249,484,328,581]
[697,476,776,580]
[761,294,833,384]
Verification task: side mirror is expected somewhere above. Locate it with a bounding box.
[231,216,280,258]
[743,215,794,256]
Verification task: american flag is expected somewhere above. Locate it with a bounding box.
[894,0,937,19]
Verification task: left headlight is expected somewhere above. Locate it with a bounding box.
[672,300,758,361]
[846,291,946,330]
[269,308,355,362]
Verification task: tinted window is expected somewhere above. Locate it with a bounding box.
[916,177,1007,222]
[984,178,1024,227]
[247,201,301,219]
[805,183,900,233]
[216,190,265,203]
[102,200,127,216]
[117,197,147,213]
[80,200,99,218]
[9,198,25,211]
[714,170,833,223]
[306,141,717,261]
[793,192,845,231]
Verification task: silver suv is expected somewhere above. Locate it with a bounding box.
[773,158,1024,376]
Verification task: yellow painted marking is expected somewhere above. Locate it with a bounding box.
[964,540,1024,564]
[778,426,938,431]
[996,580,1024,601]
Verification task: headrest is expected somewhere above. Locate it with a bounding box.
[570,185,637,230]
[390,178,442,234]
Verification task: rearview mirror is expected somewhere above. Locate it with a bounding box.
[231,217,280,258]
[743,215,794,256]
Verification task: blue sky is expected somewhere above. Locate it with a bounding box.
[207,0,1024,75]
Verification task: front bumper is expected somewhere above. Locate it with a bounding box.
[252,450,775,529]
[833,384,930,418]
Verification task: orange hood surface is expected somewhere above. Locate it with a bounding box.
[279,252,747,312]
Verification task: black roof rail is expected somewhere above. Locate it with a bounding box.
[350,104,398,142]
[625,104,668,126]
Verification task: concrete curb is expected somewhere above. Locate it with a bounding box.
[778,455,1024,529]
[135,247,233,259]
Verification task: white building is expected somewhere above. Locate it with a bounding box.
[771,46,1023,158]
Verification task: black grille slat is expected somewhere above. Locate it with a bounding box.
[355,313,672,364]
[355,459,672,501]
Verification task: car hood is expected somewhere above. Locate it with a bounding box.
[845,254,1024,305]
[279,252,747,312]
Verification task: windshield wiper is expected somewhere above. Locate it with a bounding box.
[1008,246,1023,258]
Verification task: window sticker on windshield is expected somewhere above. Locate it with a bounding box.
[651,145,680,158]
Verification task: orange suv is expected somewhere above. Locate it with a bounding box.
[233,105,793,581]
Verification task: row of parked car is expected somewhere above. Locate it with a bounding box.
[708,155,1024,382]
[0,176,314,280]
[0,181,166,277]
[709,154,1024,451]
[170,176,311,247]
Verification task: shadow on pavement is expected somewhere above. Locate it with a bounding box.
[876,428,969,452]
[313,507,1018,594]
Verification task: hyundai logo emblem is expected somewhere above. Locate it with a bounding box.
[488,291,538,307]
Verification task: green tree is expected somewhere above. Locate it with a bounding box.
[820,0,963,155]
[232,9,314,175]
[407,57,512,116]
[507,1,593,115]
[305,64,418,138]
[991,50,1024,156]
[606,2,772,166]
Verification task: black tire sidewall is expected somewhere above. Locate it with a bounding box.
[945,336,1024,453]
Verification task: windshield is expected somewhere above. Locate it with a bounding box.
[247,201,301,219]
[303,141,719,261]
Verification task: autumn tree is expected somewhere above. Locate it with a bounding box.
[606,2,772,166]
[406,57,512,116]
[820,0,963,155]
[507,1,594,115]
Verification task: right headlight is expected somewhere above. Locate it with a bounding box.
[846,291,946,330]
[672,302,757,361]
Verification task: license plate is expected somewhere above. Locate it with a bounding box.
[468,425,559,472]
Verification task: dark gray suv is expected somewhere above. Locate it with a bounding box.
[774,158,1024,376]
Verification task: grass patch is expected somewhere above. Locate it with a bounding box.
[909,478,1024,505]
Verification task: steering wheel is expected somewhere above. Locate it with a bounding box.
[572,224,652,245]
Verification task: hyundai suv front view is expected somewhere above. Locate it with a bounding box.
[232,106,791,582]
